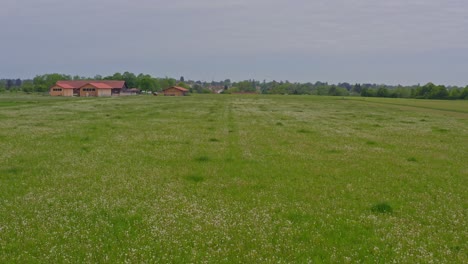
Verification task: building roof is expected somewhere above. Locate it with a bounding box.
[164,86,189,92]
[88,82,114,89]
[53,83,75,89]
[54,80,127,89]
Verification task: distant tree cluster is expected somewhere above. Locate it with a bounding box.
[0,78,27,92]
[1,72,467,100]
[358,82,468,100]
[225,80,468,100]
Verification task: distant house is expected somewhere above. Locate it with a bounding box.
[162,86,189,96]
[50,80,128,97]
[208,85,226,94]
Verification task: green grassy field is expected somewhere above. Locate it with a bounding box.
[0,94,467,263]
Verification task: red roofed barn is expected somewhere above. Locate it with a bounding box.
[50,80,128,97]
[162,86,189,96]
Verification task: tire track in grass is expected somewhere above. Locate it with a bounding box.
[225,101,241,163]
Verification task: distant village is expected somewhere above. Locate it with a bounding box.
[1,72,468,99]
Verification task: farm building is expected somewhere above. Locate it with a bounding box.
[162,86,189,96]
[50,80,128,97]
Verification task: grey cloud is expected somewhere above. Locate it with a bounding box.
[1,0,467,85]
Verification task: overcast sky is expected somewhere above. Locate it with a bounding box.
[1,0,467,85]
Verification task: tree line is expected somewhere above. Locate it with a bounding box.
[1,72,467,100]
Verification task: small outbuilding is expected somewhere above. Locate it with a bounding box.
[162,86,189,96]
[121,88,141,96]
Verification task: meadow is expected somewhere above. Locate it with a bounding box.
[0,94,466,263]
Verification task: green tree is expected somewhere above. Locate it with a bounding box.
[328,85,338,96]
[270,83,288,94]
[138,76,155,92]
[104,72,123,81]
[328,85,348,96]
[159,77,176,90]
[122,72,137,88]
[235,80,256,92]
[6,79,13,89]
[351,84,362,94]
[393,86,411,98]
[33,73,71,92]
[361,87,375,97]
[448,88,461,100]
[376,87,389,97]
[192,84,205,93]
[415,82,435,98]
[0,80,6,91]
[428,85,448,99]
[21,80,34,93]
[314,82,330,95]
[460,86,468,99]
[177,82,189,89]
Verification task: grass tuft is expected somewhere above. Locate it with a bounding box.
[2,167,21,175]
[297,129,311,133]
[432,127,449,133]
[80,136,91,142]
[371,202,393,214]
[286,212,312,224]
[81,146,91,153]
[195,156,210,162]
[185,174,205,183]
